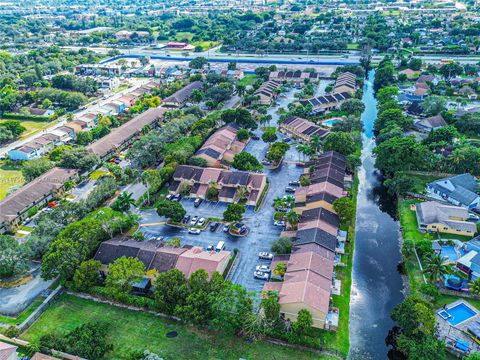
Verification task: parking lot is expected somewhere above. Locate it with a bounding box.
[137,89,305,295]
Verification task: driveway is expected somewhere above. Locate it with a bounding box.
[0,266,53,317]
[137,89,305,295]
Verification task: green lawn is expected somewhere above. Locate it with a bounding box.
[89,169,109,181]
[22,294,334,360]
[399,199,426,243]
[173,32,195,42]
[237,74,257,87]
[0,119,55,140]
[0,162,24,200]
[407,174,442,194]
[0,296,46,327]
[191,41,220,50]
[346,43,359,50]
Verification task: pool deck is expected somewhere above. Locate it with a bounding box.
[436,300,480,354]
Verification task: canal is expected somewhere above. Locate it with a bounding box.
[348,70,405,359]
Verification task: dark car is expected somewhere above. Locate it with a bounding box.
[172,194,182,202]
[194,198,203,207]
[289,181,300,187]
[182,214,191,224]
[251,135,260,140]
[210,222,219,232]
[285,186,296,193]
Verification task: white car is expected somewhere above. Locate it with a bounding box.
[254,271,270,280]
[188,228,201,235]
[197,217,206,226]
[190,216,199,226]
[274,220,286,227]
[256,265,271,273]
[259,252,274,260]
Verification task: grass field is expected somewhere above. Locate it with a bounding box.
[408,174,442,194]
[346,43,359,50]
[0,119,55,140]
[191,41,220,50]
[0,296,45,327]
[22,294,336,360]
[237,74,257,87]
[0,162,24,200]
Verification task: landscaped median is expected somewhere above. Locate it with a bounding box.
[20,293,337,360]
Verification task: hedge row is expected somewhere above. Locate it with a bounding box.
[2,113,53,121]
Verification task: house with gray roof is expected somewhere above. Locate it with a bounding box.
[415,201,476,237]
[414,114,447,132]
[426,174,480,209]
[162,81,203,107]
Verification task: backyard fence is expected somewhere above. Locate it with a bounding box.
[18,285,63,331]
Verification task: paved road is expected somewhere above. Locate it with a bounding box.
[136,88,305,296]
[0,267,53,316]
[63,45,480,65]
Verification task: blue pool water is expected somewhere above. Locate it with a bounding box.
[441,245,467,261]
[445,303,477,326]
[322,119,339,127]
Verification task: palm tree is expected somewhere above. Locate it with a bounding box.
[113,192,135,213]
[284,195,295,208]
[235,185,249,202]
[141,169,158,206]
[273,196,285,210]
[286,210,300,230]
[470,278,480,296]
[423,254,451,284]
[310,135,322,154]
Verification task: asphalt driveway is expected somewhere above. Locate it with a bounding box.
[136,88,305,295]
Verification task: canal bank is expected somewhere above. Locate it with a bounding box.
[348,70,405,359]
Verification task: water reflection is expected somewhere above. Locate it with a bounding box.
[348,70,404,360]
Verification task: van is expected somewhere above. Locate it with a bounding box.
[215,241,225,252]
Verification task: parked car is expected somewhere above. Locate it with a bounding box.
[197,217,206,226]
[166,194,173,201]
[172,194,182,202]
[262,159,272,165]
[207,244,215,251]
[216,241,225,252]
[210,222,219,232]
[283,137,291,142]
[256,265,271,273]
[182,214,191,224]
[274,220,286,227]
[254,271,270,280]
[259,252,274,260]
[469,213,479,220]
[190,216,199,226]
[285,186,296,193]
[288,181,300,187]
[194,198,203,207]
[223,224,230,232]
[188,228,201,235]
[251,134,260,140]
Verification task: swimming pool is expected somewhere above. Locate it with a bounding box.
[439,302,478,326]
[322,119,339,127]
[440,245,467,262]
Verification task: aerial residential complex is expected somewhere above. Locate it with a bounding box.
[1,0,480,359]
